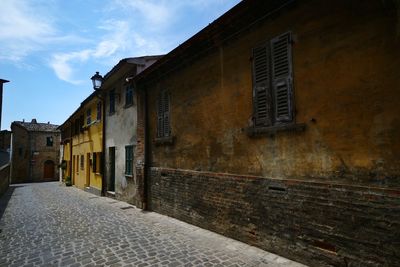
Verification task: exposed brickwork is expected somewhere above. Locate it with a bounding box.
[134,87,146,209]
[149,167,400,267]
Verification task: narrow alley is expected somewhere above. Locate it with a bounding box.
[0,182,306,267]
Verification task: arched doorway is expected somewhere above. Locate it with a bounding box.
[43,160,55,180]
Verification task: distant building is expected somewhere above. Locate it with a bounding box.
[0,130,11,166]
[10,119,60,183]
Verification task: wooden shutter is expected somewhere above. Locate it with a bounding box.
[163,91,170,137]
[157,92,164,138]
[99,152,103,174]
[92,153,97,173]
[252,44,272,126]
[270,32,294,123]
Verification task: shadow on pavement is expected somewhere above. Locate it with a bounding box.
[0,185,25,223]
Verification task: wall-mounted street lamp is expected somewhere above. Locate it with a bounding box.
[90,72,103,90]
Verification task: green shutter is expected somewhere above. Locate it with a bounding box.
[270,32,294,123]
[252,44,272,126]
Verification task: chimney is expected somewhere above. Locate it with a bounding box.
[47,121,50,124]
[22,119,25,122]
[31,118,37,124]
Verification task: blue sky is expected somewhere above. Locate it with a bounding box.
[0,0,241,130]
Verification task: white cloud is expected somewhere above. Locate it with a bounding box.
[49,50,92,84]
[0,0,55,61]
[48,20,139,84]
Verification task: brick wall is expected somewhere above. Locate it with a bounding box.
[149,167,400,267]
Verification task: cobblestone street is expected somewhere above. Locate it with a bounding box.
[0,183,306,267]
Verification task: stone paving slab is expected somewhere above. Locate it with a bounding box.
[0,182,308,267]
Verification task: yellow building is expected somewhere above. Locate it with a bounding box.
[59,91,103,195]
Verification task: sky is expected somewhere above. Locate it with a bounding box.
[0,0,241,130]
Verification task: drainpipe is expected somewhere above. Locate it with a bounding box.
[69,122,73,182]
[143,86,149,210]
[98,92,106,196]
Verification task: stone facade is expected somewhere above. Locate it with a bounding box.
[134,0,400,266]
[11,119,60,183]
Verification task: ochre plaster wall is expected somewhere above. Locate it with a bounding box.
[147,0,400,187]
[71,98,103,191]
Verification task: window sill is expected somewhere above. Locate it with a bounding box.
[154,136,175,146]
[125,174,133,178]
[246,123,306,137]
[124,103,134,109]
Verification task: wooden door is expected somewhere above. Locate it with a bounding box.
[43,160,55,180]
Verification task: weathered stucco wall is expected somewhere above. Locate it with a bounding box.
[104,75,138,204]
[147,0,400,187]
[142,1,400,266]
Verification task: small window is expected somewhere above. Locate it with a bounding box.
[18,147,23,156]
[75,155,79,173]
[109,90,115,114]
[92,153,97,173]
[86,109,91,125]
[125,146,134,176]
[79,115,84,133]
[96,101,102,121]
[80,155,84,170]
[46,136,53,147]
[125,86,133,106]
[92,152,102,173]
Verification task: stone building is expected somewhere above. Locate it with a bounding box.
[0,130,11,166]
[130,0,400,266]
[11,119,60,183]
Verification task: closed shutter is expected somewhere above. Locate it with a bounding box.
[163,91,170,137]
[99,152,103,174]
[270,32,293,123]
[252,45,272,126]
[92,153,97,173]
[157,92,164,138]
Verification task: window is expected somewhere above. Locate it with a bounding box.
[252,32,294,127]
[18,147,23,156]
[79,115,84,133]
[92,152,102,173]
[75,155,79,173]
[74,119,79,135]
[80,155,84,170]
[157,90,170,138]
[92,153,96,173]
[86,108,91,125]
[109,90,115,114]
[125,85,133,106]
[46,136,53,147]
[96,101,102,121]
[125,146,134,176]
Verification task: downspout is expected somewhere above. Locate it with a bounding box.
[100,92,106,196]
[143,84,150,210]
[69,122,73,183]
